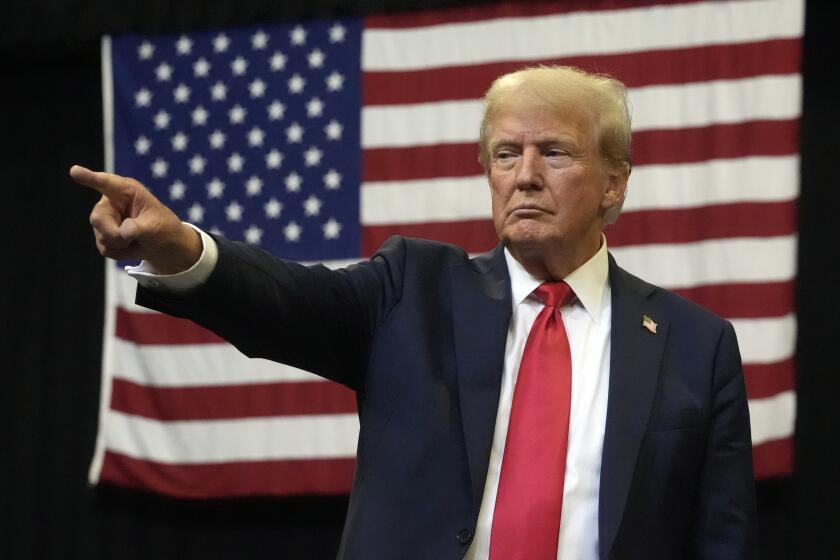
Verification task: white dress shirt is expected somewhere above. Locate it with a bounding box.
[465,240,612,560]
[128,229,612,559]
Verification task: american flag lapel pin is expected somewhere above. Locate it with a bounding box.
[642,314,657,334]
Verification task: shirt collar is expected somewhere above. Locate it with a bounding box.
[503,235,609,323]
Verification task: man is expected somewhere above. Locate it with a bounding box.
[73,66,755,559]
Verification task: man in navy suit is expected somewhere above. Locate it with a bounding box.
[73,66,755,559]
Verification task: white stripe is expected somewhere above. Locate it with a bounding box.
[104,410,359,463]
[111,338,325,387]
[363,0,803,71]
[731,314,797,365]
[748,390,796,445]
[625,156,799,212]
[609,235,796,289]
[361,156,798,225]
[362,75,801,148]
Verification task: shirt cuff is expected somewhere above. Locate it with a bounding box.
[125,223,219,293]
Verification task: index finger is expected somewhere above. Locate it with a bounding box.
[69,165,135,198]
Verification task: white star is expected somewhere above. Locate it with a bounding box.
[245,224,262,245]
[290,25,307,46]
[213,33,230,53]
[135,88,152,107]
[324,119,343,140]
[249,78,266,98]
[323,168,342,190]
[270,51,287,71]
[251,30,269,50]
[189,154,207,174]
[303,145,323,167]
[228,105,247,124]
[175,35,193,55]
[247,126,265,147]
[283,221,302,242]
[225,200,243,222]
[264,198,283,218]
[134,135,151,155]
[227,152,245,173]
[169,180,186,200]
[245,224,264,244]
[231,56,248,76]
[193,57,211,77]
[285,172,302,192]
[171,131,189,151]
[306,97,324,118]
[303,195,322,216]
[325,71,344,92]
[151,157,168,178]
[268,100,285,120]
[206,177,225,198]
[153,109,171,129]
[286,122,304,143]
[191,105,209,126]
[266,149,283,169]
[187,202,205,223]
[288,73,305,94]
[210,81,227,101]
[138,41,155,60]
[209,226,224,236]
[323,218,342,239]
[209,129,226,149]
[245,175,263,196]
[173,83,191,103]
[328,22,346,43]
[307,48,325,68]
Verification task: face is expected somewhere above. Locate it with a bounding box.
[487,106,626,265]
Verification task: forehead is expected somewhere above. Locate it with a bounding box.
[489,106,594,146]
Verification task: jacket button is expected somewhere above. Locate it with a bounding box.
[456,529,473,545]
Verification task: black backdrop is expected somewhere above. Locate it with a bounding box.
[3,1,838,558]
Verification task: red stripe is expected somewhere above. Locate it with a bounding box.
[752,437,793,479]
[606,200,797,247]
[365,0,704,29]
[672,281,794,319]
[363,39,801,105]
[363,120,799,182]
[743,359,795,401]
[100,451,354,497]
[362,200,796,256]
[116,306,223,344]
[110,378,357,420]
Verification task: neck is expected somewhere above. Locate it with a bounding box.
[506,234,602,281]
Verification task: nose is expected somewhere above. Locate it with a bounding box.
[514,146,544,190]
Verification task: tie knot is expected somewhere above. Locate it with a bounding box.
[534,281,574,308]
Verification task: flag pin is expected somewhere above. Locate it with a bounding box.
[642,315,657,334]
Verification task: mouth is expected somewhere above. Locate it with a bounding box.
[510,204,549,218]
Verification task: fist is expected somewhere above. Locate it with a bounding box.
[70,165,202,274]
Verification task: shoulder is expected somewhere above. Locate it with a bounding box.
[372,235,473,267]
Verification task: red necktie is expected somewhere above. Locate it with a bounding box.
[489,282,574,560]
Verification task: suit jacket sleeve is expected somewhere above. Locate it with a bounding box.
[689,320,757,559]
[135,234,408,391]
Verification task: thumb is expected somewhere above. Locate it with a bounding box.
[118,217,140,244]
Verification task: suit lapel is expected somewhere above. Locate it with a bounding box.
[449,245,512,514]
[599,256,669,560]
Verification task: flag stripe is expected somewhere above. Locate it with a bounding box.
[362,0,802,71]
[743,359,795,401]
[363,120,799,182]
[116,306,223,344]
[110,378,357,420]
[361,157,799,225]
[364,38,802,106]
[105,410,360,463]
[672,281,794,319]
[748,390,796,446]
[362,75,801,148]
[101,451,356,497]
[365,0,705,29]
[730,315,796,366]
[751,437,793,480]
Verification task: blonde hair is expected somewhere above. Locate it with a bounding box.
[478,66,632,224]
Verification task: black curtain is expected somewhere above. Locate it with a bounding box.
[3,1,836,558]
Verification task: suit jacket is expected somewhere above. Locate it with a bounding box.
[137,235,756,560]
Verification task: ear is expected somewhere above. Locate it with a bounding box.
[601,166,629,213]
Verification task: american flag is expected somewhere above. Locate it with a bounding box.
[90,0,802,498]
